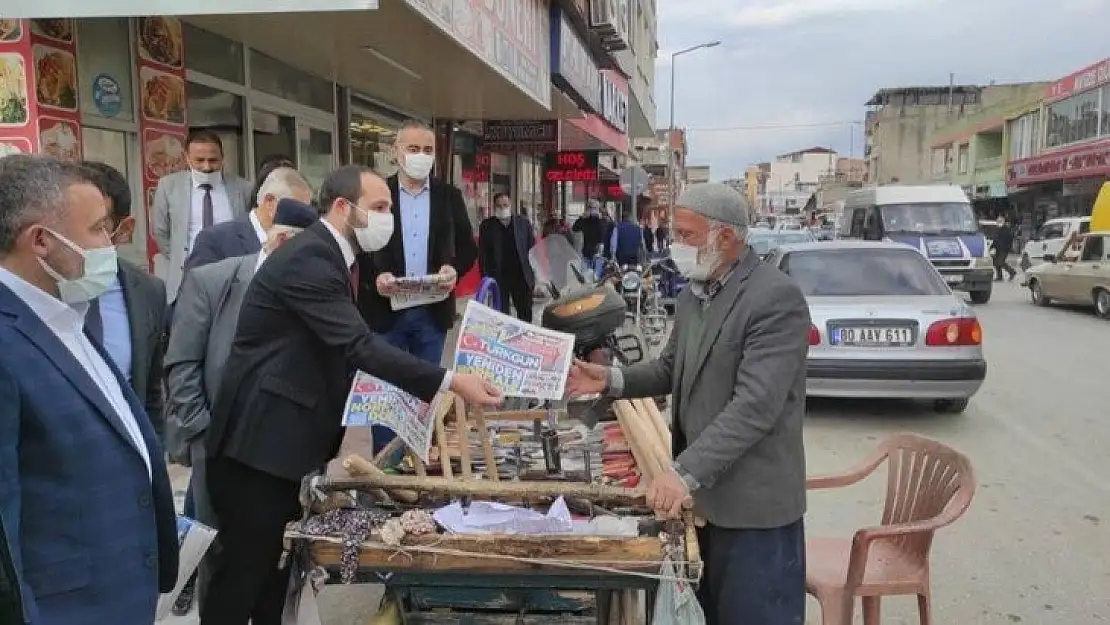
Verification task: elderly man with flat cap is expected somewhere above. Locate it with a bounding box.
[568,183,811,625]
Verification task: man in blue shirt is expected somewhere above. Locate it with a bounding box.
[609,199,647,266]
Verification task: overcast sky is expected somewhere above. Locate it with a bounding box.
[654,0,1110,181]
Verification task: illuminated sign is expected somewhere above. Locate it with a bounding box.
[544,151,599,183]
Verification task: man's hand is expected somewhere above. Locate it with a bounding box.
[437,265,458,292]
[376,272,398,296]
[646,470,693,519]
[450,372,503,406]
[565,358,608,398]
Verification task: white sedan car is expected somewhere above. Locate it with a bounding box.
[763,240,987,413]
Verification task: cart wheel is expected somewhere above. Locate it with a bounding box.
[476,277,501,311]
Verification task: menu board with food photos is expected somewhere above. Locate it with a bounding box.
[135,16,187,269]
[0,19,82,160]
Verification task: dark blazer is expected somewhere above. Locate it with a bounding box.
[119,260,168,440]
[0,514,22,624]
[185,215,261,270]
[0,283,178,625]
[478,216,536,290]
[206,221,448,482]
[356,175,478,333]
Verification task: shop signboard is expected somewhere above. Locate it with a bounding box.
[3,0,378,18]
[599,69,628,134]
[135,16,189,270]
[1046,57,1110,103]
[550,7,601,114]
[406,0,551,109]
[1007,138,1110,187]
[0,19,83,160]
[544,150,599,183]
[588,0,631,52]
[482,119,558,153]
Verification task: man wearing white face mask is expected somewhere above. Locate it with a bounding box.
[566,183,811,625]
[0,155,179,625]
[152,130,254,304]
[357,120,477,455]
[201,165,501,625]
[478,192,536,322]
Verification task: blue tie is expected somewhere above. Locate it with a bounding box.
[85,299,104,346]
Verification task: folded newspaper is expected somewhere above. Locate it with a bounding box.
[155,516,217,622]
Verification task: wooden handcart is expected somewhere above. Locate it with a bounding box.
[285,394,700,624]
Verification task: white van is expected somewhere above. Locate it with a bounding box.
[843,185,995,303]
[1020,217,1091,270]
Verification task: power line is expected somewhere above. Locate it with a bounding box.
[685,120,864,132]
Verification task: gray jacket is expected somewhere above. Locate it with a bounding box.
[619,250,811,529]
[164,253,257,464]
[152,170,252,303]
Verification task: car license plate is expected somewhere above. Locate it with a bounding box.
[944,274,964,284]
[834,326,913,346]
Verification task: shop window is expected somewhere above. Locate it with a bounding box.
[183,23,244,84]
[77,18,135,122]
[1046,89,1101,148]
[249,50,334,113]
[187,81,246,177]
[299,126,334,191]
[349,103,400,177]
[1102,85,1110,138]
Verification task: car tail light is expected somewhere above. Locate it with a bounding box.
[925,317,982,346]
[808,324,821,345]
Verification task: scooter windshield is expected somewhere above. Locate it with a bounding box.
[529,234,592,296]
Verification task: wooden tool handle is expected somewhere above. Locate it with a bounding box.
[320,473,647,504]
[342,454,419,503]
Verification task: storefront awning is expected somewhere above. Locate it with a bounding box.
[559,115,628,154]
[1007,138,1110,187]
[3,0,377,17]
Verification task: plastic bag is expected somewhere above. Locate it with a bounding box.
[652,556,706,625]
[281,553,328,625]
[155,516,217,621]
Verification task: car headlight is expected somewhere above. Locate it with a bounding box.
[621,273,641,291]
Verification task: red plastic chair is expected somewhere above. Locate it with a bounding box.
[805,434,976,625]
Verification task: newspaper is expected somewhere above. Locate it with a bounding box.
[389,274,451,311]
[433,497,574,535]
[341,371,441,463]
[453,301,576,400]
[155,516,217,621]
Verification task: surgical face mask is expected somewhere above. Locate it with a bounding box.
[670,230,723,281]
[495,207,512,220]
[191,169,220,186]
[38,228,118,303]
[352,206,395,252]
[400,153,435,180]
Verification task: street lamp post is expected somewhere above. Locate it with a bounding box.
[666,40,720,219]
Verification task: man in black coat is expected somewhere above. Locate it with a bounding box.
[992,215,1017,282]
[200,167,500,625]
[478,192,536,322]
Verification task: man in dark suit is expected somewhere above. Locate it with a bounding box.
[0,155,178,625]
[186,167,312,270]
[201,166,500,625]
[478,192,535,322]
[358,120,477,453]
[82,161,170,440]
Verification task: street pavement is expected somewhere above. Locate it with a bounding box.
[164,279,1110,624]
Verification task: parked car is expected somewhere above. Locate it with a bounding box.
[764,240,986,413]
[1020,216,1090,271]
[748,228,817,260]
[1024,230,1110,318]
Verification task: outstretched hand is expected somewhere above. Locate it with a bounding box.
[565,358,608,398]
[450,373,503,406]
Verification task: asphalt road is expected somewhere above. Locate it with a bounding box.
[165,280,1110,624]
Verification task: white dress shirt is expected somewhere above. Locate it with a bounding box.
[249,210,267,246]
[0,267,153,479]
[318,219,452,392]
[187,175,234,253]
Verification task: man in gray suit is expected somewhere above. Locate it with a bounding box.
[152,130,253,304]
[164,198,317,616]
[568,183,811,625]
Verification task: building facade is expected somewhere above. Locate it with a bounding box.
[757,146,837,214]
[1,1,649,276]
[686,164,710,184]
[632,128,686,219]
[1006,57,1110,229]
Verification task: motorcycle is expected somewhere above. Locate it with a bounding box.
[529,235,646,368]
[605,259,671,348]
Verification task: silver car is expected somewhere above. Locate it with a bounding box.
[763,240,986,413]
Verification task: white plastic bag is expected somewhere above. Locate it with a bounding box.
[652,556,707,625]
[155,516,217,621]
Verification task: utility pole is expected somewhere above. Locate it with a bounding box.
[666,40,720,219]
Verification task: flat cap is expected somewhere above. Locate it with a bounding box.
[274,198,317,229]
[676,183,750,228]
